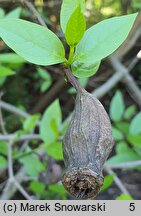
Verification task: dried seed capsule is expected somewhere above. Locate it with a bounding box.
[62,90,114,199]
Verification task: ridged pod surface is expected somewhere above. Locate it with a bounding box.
[62,90,114,199]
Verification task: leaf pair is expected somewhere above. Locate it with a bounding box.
[0,0,138,78]
[61,1,137,77]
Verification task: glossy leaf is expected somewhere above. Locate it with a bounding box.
[116,194,133,200]
[129,112,141,135]
[116,141,129,154]
[0,19,66,66]
[48,184,67,199]
[0,53,25,64]
[40,100,62,144]
[29,181,45,195]
[19,153,45,177]
[124,105,136,120]
[0,77,6,86]
[0,66,15,77]
[115,122,129,134]
[37,67,52,92]
[0,156,7,170]
[5,7,21,18]
[46,142,63,160]
[0,8,5,19]
[110,90,125,122]
[107,151,141,165]
[127,135,141,149]
[65,6,86,46]
[0,141,7,156]
[71,60,101,78]
[112,127,123,141]
[101,175,114,191]
[60,0,85,33]
[23,114,40,132]
[75,13,138,64]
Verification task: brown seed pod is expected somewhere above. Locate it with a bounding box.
[62,90,114,199]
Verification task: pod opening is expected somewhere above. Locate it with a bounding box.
[62,168,103,199]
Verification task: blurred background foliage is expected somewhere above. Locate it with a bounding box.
[0,0,141,200]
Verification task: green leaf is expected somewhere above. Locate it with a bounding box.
[116,194,133,200]
[40,100,62,144]
[75,13,138,64]
[115,122,129,134]
[60,0,85,33]
[112,127,123,141]
[37,67,52,92]
[71,61,101,78]
[0,66,15,77]
[0,19,66,66]
[19,153,45,177]
[115,141,129,154]
[0,8,5,19]
[46,142,63,160]
[0,141,7,156]
[0,156,7,170]
[0,77,6,86]
[0,53,26,64]
[37,67,51,80]
[79,77,89,87]
[40,82,50,92]
[127,135,141,149]
[124,105,136,120]
[5,7,21,19]
[23,114,40,132]
[65,5,86,46]
[107,144,141,165]
[48,184,67,199]
[129,112,141,135]
[110,90,125,122]
[29,181,45,195]
[101,175,114,191]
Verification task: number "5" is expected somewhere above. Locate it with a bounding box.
[129,203,135,211]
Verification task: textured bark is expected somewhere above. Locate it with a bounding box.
[62,90,114,199]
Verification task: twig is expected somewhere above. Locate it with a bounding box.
[64,68,85,93]
[7,140,14,179]
[110,55,141,107]
[0,168,33,200]
[0,101,29,118]
[31,78,65,113]
[116,25,141,59]
[105,167,131,195]
[105,160,141,169]
[92,55,140,100]
[14,180,33,200]
[19,0,47,28]
[0,134,41,141]
[0,93,7,134]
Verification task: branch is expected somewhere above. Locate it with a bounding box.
[19,0,47,28]
[64,68,85,93]
[0,101,29,118]
[0,93,7,134]
[116,24,141,59]
[7,140,14,179]
[0,168,33,200]
[105,160,141,169]
[105,167,131,195]
[31,78,65,113]
[0,134,41,141]
[110,55,141,107]
[92,56,139,99]
[14,180,33,200]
